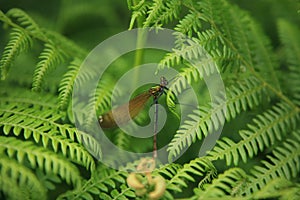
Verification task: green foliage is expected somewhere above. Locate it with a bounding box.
[57,166,134,200]
[0,27,32,80]
[0,0,300,199]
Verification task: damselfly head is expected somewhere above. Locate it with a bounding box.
[160,76,168,87]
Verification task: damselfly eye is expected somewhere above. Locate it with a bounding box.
[160,76,168,86]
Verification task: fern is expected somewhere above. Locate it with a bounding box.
[251,178,300,200]
[58,58,82,109]
[32,43,66,91]
[174,11,202,37]
[128,1,151,30]
[57,166,133,200]
[83,78,115,130]
[208,103,299,165]
[277,19,300,104]
[0,88,98,170]
[0,154,47,200]
[247,131,300,194]
[0,8,86,94]
[0,136,82,186]
[1,0,300,199]
[6,8,42,36]
[192,168,248,199]
[165,158,216,194]
[143,0,181,28]
[0,28,32,80]
[168,77,266,161]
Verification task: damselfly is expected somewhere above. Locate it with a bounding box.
[99,76,169,158]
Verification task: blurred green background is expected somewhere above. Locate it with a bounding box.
[1,0,299,50]
[0,0,129,50]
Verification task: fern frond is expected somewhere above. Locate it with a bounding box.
[156,163,182,179]
[166,158,216,193]
[175,11,202,37]
[158,36,219,77]
[32,43,66,91]
[58,58,82,109]
[6,8,42,36]
[0,109,96,171]
[202,0,254,65]
[225,77,265,119]
[94,79,115,114]
[168,77,265,161]
[0,89,97,171]
[192,168,248,199]
[246,130,300,194]
[0,28,32,80]
[247,20,280,90]
[164,67,200,113]
[128,1,151,30]
[277,19,300,71]
[0,136,82,186]
[58,125,101,163]
[144,0,181,27]
[43,29,87,58]
[208,103,299,165]
[0,154,47,200]
[82,78,116,131]
[57,167,131,200]
[197,169,218,189]
[150,163,182,199]
[199,0,280,89]
[111,129,131,151]
[251,178,299,200]
[278,19,300,102]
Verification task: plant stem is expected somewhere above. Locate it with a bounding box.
[132,0,147,84]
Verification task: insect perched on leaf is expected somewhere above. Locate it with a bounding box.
[98,76,170,158]
[99,76,169,128]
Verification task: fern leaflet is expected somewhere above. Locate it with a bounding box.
[208,103,299,165]
[247,131,300,194]
[0,136,82,186]
[168,77,265,161]
[0,88,97,171]
[58,58,82,109]
[6,8,42,36]
[0,154,47,200]
[192,168,248,199]
[32,43,66,91]
[278,19,300,103]
[0,28,32,80]
[166,158,216,193]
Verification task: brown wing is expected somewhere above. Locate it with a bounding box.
[99,92,152,128]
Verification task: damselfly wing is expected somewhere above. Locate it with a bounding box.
[99,77,168,128]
